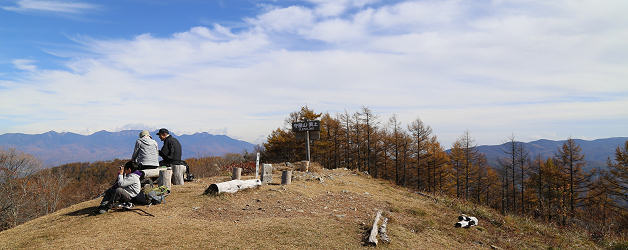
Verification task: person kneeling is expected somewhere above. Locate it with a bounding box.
[97,161,141,214]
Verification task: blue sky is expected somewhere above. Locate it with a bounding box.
[1,0,627,146]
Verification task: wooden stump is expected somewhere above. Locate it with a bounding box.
[232,167,242,180]
[172,165,185,185]
[204,179,262,195]
[281,170,292,185]
[158,169,172,189]
[261,164,273,184]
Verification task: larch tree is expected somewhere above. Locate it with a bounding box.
[556,138,591,219]
[408,118,432,191]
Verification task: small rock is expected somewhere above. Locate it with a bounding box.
[364,192,370,195]
[286,209,292,212]
[342,190,349,193]
[490,245,500,249]
[335,214,346,218]
[324,206,328,210]
[256,199,262,202]
[297,209,304,213]
[192,207,200,210]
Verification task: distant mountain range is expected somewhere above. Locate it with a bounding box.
[0,130,256,167]
[475,137,628,170]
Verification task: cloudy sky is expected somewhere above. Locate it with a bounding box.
[1,0,627,146]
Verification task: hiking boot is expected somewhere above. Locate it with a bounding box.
[122,202,134,209]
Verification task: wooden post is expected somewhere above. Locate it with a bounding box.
[255,152,260,179]
[172,165,185,185]
[368,210,382,246]
[232,167,242,180]
[281,170,292,185]
[306,130,310,162]
[204,179,262,195]
[158,169,172,189]
[261,164,273,184]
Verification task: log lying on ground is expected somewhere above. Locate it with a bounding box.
[368,210,382,246]
[142,168,163,178]
[455,214,479,228]
[205,179,262,195]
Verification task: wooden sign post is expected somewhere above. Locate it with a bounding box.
[255,152,260,179]
[292,120,320,162]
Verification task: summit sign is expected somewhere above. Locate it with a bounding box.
[292,120,320,132]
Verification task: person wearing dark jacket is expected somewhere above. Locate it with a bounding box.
[156,128,183,166]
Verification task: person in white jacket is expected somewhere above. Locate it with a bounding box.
[131,130,159,169]
[97,161,141,214]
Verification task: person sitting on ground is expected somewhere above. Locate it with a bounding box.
[97,161,142,214]
[131,130,159,170]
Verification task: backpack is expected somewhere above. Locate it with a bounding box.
[145,185,170,205]
[131,179,170,206]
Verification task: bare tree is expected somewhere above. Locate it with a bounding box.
[0,148,41,230]
[408,118,432,190]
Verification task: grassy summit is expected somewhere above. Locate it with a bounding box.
[0,168,603,249]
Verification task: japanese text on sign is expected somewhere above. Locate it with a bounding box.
[292,120,320,132]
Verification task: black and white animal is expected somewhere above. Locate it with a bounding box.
[454,214,478,228]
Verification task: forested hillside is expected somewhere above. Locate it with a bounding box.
[262,106,628,240]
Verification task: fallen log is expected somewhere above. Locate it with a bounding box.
[142,168,163,178]
[368,210,382,246]
[455,214,479,228]
[205,179,262,195]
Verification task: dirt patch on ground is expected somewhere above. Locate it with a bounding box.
[193,187,389,224]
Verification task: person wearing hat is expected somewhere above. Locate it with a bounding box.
[131,130,159,170]
[156,128,183,167]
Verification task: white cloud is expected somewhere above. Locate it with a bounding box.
[249,6,315,33]
[1,0,628,146]
[2,0,97,14]
[12,59,37,71]
[305,0,380,17]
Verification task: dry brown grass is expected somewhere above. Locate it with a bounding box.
[0,168,604,249]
